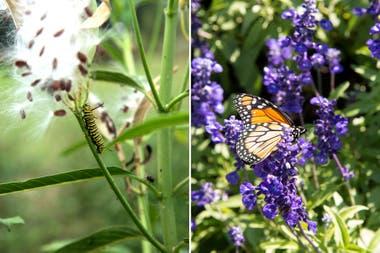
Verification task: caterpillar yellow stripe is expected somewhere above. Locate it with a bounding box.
[82,103,105,153]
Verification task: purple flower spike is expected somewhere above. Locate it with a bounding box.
[191,57,225,142]
[191,182,217,207]
[240,182,257,211]
[228,226,245,247]
[353,1,380,59]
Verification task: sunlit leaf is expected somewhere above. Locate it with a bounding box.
[324,206,350,248]
[212,195,241,208]
[107,112,189,147]
[339,205,368,221]
[260,240,298,250]
[368,228,380,252]
[308,181,342,209]
[329,82,350,100]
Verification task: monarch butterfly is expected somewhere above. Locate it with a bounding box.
[233,94,305,165]
[82,103,104,153]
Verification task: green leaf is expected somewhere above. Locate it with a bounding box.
[90,70,145,93]
[0,216,25,231]
[260,240,298,250]
[339,205,368,221]
[308,181,342,209]
[0,167,128,196]
[324,206,350,248]
[107,112,189,147]
[368,228,380,252]
[329,82,350,100]
[54,226,141,253]
[212,195,241,208]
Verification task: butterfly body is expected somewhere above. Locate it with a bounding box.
[233,94,305,165]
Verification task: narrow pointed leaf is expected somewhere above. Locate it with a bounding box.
[324,206,350,248]
[108,112,188,146]
[0,167,128,196]
[90,70,145,93]
[339,205,368,221]
[54,226,141,253]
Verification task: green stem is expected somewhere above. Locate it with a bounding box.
[330,73,335,92]
[157,0,179,251]
[127,0,165,112]
[297,223,321,253]
[177,62,189,110]
[173,240,187,253]
[135,144,153,253]
[74,112,166,253]
[179,7,189,41]
[311,162,320,190]
[173,177,189,195]
[148,1,164,57]
[123,32,137,75]
[127,173,162,199]
[165,90,189,111]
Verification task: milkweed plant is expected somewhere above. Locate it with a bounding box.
[0,0,189,252]
[191,0,380,252]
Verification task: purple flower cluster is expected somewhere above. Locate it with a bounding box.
[353,1,380,59]
[191,1,225,143]
[310,96,353,180]
[191,182,219,207]
[228,226,245,247]
[264,0,343,114]
[223,120,316,231]
[252,132,316,230]
[224,116,245,184]
[191,58,225,142]
[310,96,348,163]
[191,182,227,207]
[240,182,257,210]
[191,0,212,57]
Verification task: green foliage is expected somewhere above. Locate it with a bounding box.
[108,112,189,147]
[53,226,141,253]
[0,168,130,196]
[192,0,380,252]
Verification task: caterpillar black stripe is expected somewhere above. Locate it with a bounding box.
[82,104,104,153]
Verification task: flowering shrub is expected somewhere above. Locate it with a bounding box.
[192,0,380,252]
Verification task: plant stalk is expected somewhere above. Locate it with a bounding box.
[127,0,165,112]
[157,0,179,251]
[135,144,153,253]
[148,1,164,57]
[74,112,166,252]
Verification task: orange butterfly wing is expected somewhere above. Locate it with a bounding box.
[233,94,293,164]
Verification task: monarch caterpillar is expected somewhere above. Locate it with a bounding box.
[82,103,104,153]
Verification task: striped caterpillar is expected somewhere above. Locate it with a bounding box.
[82,103,104,153]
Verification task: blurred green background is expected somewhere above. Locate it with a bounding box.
[0,1,189,252]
